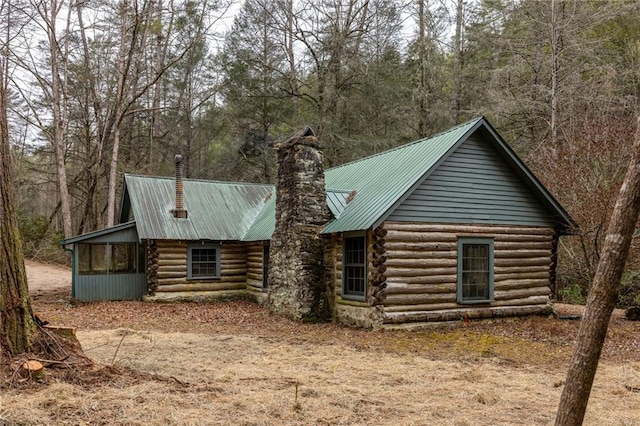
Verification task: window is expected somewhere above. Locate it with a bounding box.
[457,238,494,303]
[188,244,220,279]
[343,235,366,300]
[78,243,144,275]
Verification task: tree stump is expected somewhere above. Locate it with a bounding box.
[20,360,44,380]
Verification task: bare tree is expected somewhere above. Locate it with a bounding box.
[555,115,640,425]
[0,51,35,355]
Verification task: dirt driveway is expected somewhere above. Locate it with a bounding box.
[25,259,71,299]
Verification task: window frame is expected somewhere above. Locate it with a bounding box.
[187,243,221,280]
[342,233,367,301]
[457,237,494,304]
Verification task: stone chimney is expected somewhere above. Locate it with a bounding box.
[267,127,332,321]
[171,154,188,219]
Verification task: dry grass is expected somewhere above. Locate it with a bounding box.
[2,295,639,425]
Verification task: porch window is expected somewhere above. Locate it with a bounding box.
[343,235,366,300]
[457,238,494,303]
[188,244,220,279]
[78,243,143,275]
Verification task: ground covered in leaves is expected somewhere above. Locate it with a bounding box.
[1,272,639,425]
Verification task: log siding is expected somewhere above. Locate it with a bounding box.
[246,242,265,293]
[150,240,248,297]
[381,222,554,324]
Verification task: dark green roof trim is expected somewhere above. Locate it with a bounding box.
[61,221,138,245]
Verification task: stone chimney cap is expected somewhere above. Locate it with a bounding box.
[276,126,318,150]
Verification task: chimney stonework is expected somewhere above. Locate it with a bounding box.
[267,128,332,321]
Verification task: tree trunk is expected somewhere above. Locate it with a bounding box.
[451,0,463,125]
[555,115,640,425]
[0,58,36,355]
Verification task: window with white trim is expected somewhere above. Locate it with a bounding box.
[188,244,220,279]
[457,238,494,303]
[343,235,366,300]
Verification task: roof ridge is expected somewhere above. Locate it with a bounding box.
[124,173,274,188]
[326,117,484,172]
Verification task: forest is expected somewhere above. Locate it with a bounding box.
[2,0,640,305]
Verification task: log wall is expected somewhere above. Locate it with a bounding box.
[151,240,248,296]
[381,222,555,324]
[246,242,265,293]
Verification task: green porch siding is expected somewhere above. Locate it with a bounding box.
[387,136,554,226]
[73,273,147,301]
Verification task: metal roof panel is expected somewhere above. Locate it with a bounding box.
[125,175,272,240]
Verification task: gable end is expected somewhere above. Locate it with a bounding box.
[387,134,554,227]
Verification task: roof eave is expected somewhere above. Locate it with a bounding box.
[61,221,138,246]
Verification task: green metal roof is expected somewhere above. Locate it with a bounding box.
[122,175,272,241]
[105,117,573,242]
[322,118,484,233]
[62,221,138,245]
[322,116,574,234]
[242,189,351,241]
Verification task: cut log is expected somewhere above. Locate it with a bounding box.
[220,266,248,274]
[382,292,457,306]
[494,241,552,251]
[494,286,551,300]
[494,271,550,282]
[494,279,551,290]
[385,231,458,243]
[385,258,457,268]
[385,241,455,252]
[386,274,457,285]
[494,249,551,258]
[382,304,552,324]
[384,282,457,295]
[385,267,456,277]
[386,250,456,259]
[494,257,551,267]
[20,360,44,380]
[383,222,555,235]
[494,265,551,275]
[373,226,388,238]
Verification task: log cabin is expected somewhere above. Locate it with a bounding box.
[62,117,575,328]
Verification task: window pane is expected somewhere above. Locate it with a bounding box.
[90,244,107,274]
[78,244,91,275]
[190,247,218,278]
[112,243,137,273]
[344,236,366,298]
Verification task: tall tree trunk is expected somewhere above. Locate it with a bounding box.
[46,0,73,238]
[555,115,640,425]
[0,57,35,355]
[285,0,298,122]
[417,0,428,137]
[451,0,463,125]
[550,0,561,147]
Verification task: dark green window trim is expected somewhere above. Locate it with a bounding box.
[343,234,367,301]
[188,243,221,279]
[457,238,494,304]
